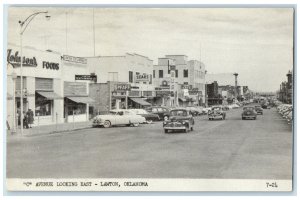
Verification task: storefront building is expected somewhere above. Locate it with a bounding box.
[87,53,155,112]
[152,55,206,107]
[6,45,94,130]
[6,44,63,128]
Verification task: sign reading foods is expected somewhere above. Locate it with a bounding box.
[116,83,131,91]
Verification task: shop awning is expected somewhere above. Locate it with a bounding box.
[130,98,151,106]
[37,91,63,100]
[66,96,95,104]
[178,97,187,102]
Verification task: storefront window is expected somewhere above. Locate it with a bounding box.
[35,93,52,116]
[67,103,87,115]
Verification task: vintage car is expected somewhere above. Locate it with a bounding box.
[129,109,160,123]
[208,106,226,120]
[186,106,203,116]
[163,108,194,133]
[254,105,263,115]
[146,106,170,121]
[242,106,257,120]
[92,110,146,128]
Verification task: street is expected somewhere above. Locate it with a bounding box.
[7,106,293,179]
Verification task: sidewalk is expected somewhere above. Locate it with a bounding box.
[7,121,93,137]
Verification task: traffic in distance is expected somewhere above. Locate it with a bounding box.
[92,96,293,133]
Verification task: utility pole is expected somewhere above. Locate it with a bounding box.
[233,73,239,101]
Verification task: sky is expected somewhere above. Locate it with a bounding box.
[6,7,294,92]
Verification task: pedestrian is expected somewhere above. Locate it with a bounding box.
[17,108,21,126]
[23,111,29,129]
[27,109,34,128]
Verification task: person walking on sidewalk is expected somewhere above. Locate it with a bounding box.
[23,111,29,129]
[27,109,34,128]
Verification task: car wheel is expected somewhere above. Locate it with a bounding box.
[190,126,193,131]
[103,120,111,128]
[254,117,257,120]
[164,116,169,121]
[242,117,244,120]
[164,129,169,133]
[132,122,139,127]
[146,120,153,124]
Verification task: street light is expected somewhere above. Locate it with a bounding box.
[19,11,50,135]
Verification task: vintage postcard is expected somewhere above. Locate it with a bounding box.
[5,6,294,192]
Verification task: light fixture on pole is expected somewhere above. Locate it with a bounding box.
[19,11,50,135]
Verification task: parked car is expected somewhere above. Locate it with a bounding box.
[208,106,226,120]
[242,106,257,120]
[202,107,212,114]
[186,106,202,116]
[261,103,271,109]
[287,111,293,124]
[129,109,160,123]
[146,106,170,121]
[163,108,194,133]
[254,105,263,115]
[92,110,146,128]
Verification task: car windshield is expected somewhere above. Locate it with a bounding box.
[243,107,254,111]
[170,110,188,116]
[133,109,148,114]
[255,106,261,108]
[212,107,221,111]
[109,111,119,115]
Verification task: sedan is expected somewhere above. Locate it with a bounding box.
[129,109,160,123]
[254,105,263,115]
[92,110,146,128]
[242,106,257,120]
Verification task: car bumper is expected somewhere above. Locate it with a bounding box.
[164,127,186,130]
[208,115,223,119]
[93,122,104,126]
[242,116,256,119]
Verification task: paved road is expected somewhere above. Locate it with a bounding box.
[7,106,293,179]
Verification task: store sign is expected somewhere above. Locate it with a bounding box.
[75,75,97,82]
[136,74,150,82]
[181,84,192,89]
[116,84,131,91]
[7,49,37,68]
[189,88,199,95]
[42,61,59,70]
[62,55,87,64]
[160,80,170,88]
[156,90,172,97]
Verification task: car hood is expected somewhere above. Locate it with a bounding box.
[169,116,190,121]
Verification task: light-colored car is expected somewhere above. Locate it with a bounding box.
[92,110,146,128]
[208,106,226,120]
[202,107,212,114]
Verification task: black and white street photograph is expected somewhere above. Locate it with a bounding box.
[4,5,294,192]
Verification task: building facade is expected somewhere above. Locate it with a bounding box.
[6,44,94,130]
[153,55,206,107]
[87,53,155,113]
[278,70,293,104]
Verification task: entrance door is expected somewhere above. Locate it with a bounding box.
[16,97,28,126]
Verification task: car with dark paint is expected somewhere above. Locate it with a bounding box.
[146,106,170,121]
[208,106,226,120]
[129,109,160,123]
[254,105,263,115]
[163,108,194,133]
[242,106,257,120]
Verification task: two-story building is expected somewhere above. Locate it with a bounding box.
[87,53,155,114]
[152,55,206,107]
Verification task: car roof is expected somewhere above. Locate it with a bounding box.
[170,108,188,111]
